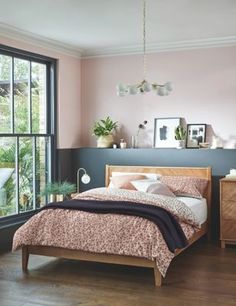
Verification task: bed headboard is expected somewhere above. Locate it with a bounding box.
[105,165,212,223]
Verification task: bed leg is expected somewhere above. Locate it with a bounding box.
[22,246,29,272]
[153,265,162,287]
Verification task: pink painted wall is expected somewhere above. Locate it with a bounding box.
[0,35,81,149]
[81,46,236,148]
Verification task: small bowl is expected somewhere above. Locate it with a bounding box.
[199,142,210,148]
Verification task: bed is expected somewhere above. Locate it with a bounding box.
[14,165,212,286]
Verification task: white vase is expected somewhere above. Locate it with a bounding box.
[176,140,185,149]
[97,135,114,148]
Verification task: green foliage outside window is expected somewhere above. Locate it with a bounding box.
[0,55,47,216]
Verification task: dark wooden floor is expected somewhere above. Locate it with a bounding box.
[0,240,236,306]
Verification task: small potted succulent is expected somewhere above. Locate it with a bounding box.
[175,126,186,149]
[41,181,76,202]
[92,116,118,148]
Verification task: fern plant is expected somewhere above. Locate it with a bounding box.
[92,116,118,137]
[41,182,76,199]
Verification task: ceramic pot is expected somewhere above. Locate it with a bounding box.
[97,135,114,148]
[49,194,64,202]
[176,140,185,149]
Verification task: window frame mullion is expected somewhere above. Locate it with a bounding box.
[28,61,32,133]
[15,136,20,214]
[32,136,37,210]
[10,57,14,133]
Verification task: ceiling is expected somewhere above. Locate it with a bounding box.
[0,0,236,57]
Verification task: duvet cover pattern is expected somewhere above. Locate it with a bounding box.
[13,188,200,276]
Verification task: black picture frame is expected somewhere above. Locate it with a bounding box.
[186,124,207,148]
[154,117,182,148]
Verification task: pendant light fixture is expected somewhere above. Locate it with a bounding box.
[116,0,173,97]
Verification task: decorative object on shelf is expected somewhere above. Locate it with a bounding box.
[211,135,223,149]
[120,139,127,149]
[225,169,236,179]
[92,116,118,148]
[131,136,136,148]
[77,168,91,193]
[186,124,207,148]
[113,144,118,149]
[132,120,148,148]
[154,117,182,148]
[41,182,76,202]
[174,125,186,149]
[224,137,236,149]
[116,0,172,97]
[199,142,210,149]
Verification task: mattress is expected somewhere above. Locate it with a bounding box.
[177,196,207,225]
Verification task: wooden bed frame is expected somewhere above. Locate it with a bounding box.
[22,165,212,286]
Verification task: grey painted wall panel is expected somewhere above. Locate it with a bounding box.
[71,148,236,188]
[70,148,236,240]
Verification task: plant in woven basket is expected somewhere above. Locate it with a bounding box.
[92,116,118,147]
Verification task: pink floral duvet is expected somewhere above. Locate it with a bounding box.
[13,188,200,276]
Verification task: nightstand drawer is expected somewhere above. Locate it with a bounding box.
[221,182,236,201]
[221,220,236,240]
[221,200,236,220]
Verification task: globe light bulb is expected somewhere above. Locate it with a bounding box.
[142,81,151,92]
[157,87,165,96]
[165,82,173,92]
[128,85,138,95]
[81,174,90,184]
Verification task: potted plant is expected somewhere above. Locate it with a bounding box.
[41,181,76,202]
[175,126,186,149]
[92,116,118,148]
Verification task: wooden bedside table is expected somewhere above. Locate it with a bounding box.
[220,178,236,248]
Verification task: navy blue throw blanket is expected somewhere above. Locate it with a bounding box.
[42,199,188,253]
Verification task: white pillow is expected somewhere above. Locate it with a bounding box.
[0,168,14,189]
[130,179,158,192]
[111,172,161,180]
[108,172,160,188]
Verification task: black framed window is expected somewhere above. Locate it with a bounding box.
[0,45,56,220]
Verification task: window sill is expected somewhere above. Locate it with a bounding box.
[0,210,37,230]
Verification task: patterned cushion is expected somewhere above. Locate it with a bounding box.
[160,176,208,199]
[110,174,147,190]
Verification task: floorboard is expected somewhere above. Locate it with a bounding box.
[0,240,236,306]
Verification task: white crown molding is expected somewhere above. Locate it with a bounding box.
[0,23,83,59]
[1,23,235,59]
[82,36,236,58]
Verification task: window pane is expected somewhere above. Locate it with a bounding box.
[19,137,33,213]
[0,137,17,217]
[0,47,54,219]
[0,55,12,133]
[14,58,30,133]
[36,137,48,208]
[32,62,46,134]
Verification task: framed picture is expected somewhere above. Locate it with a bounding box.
[154,117,182,148]
[186,124,207,148]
